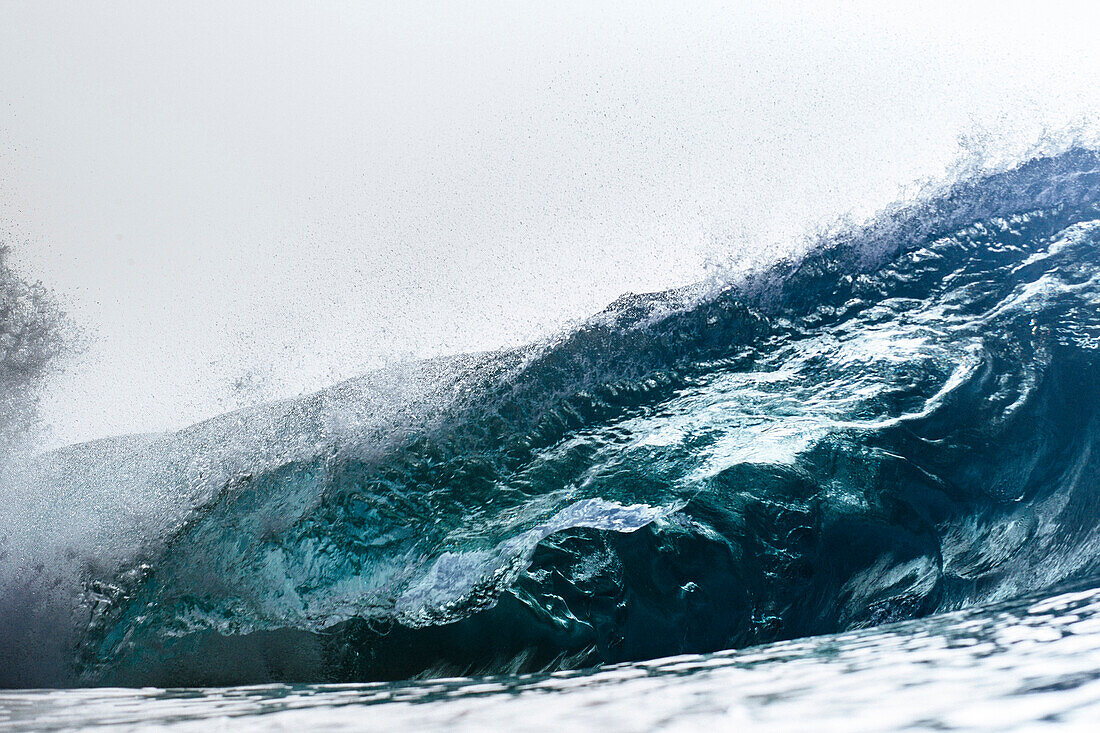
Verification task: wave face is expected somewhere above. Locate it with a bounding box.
[9,149,1100,688]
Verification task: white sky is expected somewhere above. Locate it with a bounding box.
[2,1,1099,447]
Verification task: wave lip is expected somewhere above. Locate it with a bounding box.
[7,148,1100,688]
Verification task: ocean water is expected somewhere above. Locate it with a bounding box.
[4,149,1100,728]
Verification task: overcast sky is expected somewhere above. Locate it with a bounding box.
[2,1,1100,447]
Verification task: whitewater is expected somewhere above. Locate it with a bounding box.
[6,148,1100,729]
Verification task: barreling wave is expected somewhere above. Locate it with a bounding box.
[7,148,1100,688]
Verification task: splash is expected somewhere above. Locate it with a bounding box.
[0,245,65,451]
[0,243,68,685]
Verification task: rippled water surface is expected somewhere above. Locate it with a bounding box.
[6,583,1100,731]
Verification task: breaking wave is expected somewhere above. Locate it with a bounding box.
[5,148,1100,687]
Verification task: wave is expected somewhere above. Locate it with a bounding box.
[6,148,1100,687]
